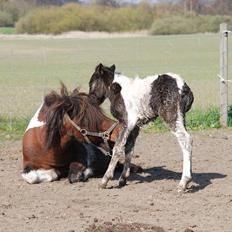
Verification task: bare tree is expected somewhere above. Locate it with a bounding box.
[212,0,232,15]
[34,0,80,5]
[91,0,119,7]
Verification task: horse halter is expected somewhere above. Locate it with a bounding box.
[64,113,118,156]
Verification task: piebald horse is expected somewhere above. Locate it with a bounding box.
[89,63,194,192]
[22,84,131,184]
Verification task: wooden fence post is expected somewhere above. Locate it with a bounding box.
[220,23,229,127]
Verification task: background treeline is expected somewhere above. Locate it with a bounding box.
[1,0,232,34]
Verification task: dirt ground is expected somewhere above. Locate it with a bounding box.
[0,129,232,232]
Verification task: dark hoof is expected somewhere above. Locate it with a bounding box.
[68,172,85,183]
[118,178,127,187]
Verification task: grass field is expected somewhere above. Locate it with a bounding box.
[0,27,15,34]
[0,33,232,137]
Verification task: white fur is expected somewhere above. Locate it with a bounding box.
[84,168,93,178]
[114,74,158,127]
[101,72,190,190]
[113,73,185,127]
[25,103,45,132]
[166,72,184,94]
[22,169,58,184]
[172,109,192,190]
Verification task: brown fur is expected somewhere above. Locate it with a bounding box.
[22,84,141,183]
[45,83,116,150]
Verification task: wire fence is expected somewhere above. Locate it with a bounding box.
[0,32,231,131]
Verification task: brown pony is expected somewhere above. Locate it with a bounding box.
[22,84,128,184]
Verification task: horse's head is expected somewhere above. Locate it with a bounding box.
[89,63,116,105]
[44,83,107,150]
[44,84,80,150]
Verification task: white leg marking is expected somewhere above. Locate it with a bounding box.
[172,111,192,191]
[22,169,58,184]
[83,168,93,179]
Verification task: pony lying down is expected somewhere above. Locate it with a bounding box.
[89,64,194,192]
[22,84,142,184]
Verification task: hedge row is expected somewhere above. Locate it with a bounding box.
[16,3,153,34]
[150,14,232,35]
[15,3,232,35]
[0,11,14,27]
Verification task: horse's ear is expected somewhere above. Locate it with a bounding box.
[110,64,116,72]
[60,82,68,97]
[95,63,104,74]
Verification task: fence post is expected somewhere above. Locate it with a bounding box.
[220,23,229,127]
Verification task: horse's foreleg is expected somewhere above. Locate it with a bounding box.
[100,126,132,189]
[118,126,140,187]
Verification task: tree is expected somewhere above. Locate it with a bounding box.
[91,0,119,7]
[34,0,80,5]
[178,0,205,14]
[212,0,232,15]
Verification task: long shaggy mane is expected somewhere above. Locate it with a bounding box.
[45,83,108,150]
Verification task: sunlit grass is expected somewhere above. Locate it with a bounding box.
[0,33,231,120]
[144,107,232,133]
[0,116,30,140]
[0,27,15,34]
[1,107,231,141]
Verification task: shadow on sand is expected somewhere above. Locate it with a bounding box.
[127,166,227,193]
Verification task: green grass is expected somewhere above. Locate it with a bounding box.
[144,107,226,133]
[0,27,15,34]
[0,33,232,131]
[1,107,231,141]
[0,116,30,140]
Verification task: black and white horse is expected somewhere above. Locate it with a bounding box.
[89,63,194,192]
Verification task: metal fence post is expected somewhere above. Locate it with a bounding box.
[220,23,229,127]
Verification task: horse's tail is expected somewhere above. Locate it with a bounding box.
[180,83,194,114]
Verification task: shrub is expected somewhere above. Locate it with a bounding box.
[0,10,14,26]
[150,14,232,35]
[0,0,35,27]
[16,3,154,34]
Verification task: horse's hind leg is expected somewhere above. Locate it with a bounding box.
[22,167,59,184]
[160,106,193,192]
[118,126,140,187]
